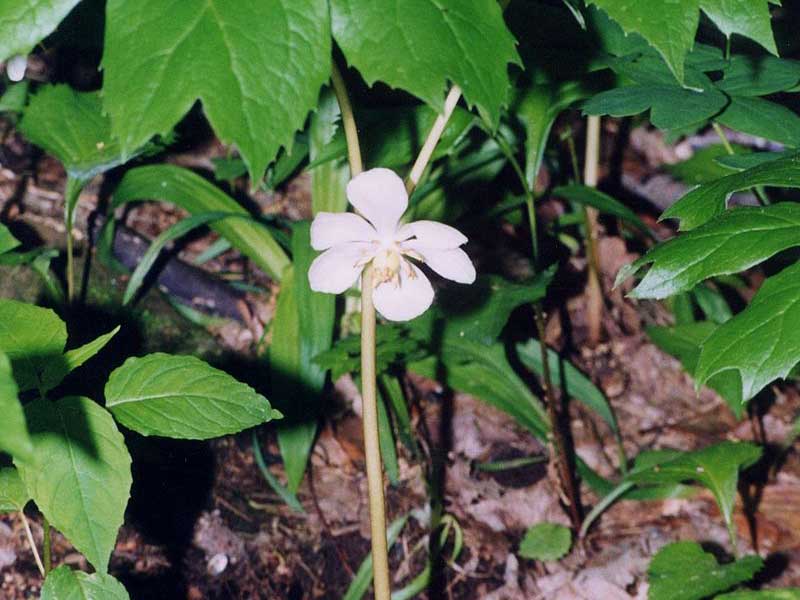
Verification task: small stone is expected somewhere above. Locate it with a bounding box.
[207,552,228,576]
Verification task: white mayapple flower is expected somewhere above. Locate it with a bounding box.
[6,55,27,82]
[308,168,476,321]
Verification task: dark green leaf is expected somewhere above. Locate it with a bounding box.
[648,541,763,600]
[716,55,800,97]
[716,150,796,170]
[112,165,290,280]
[699,0,778,56]
[518,522,571,562]
[103,0,331,182]
[0,351,33,462]
[667,145,748,185]
[617,204,800,299]
[695,260,800,402]
[105,354,280,439]
[330,0,519,127]
[17,396,132,573]
[0,299,67,392]
[662,154,800,230]
[716,97,800,147]
[0,1,80,60]
[273,222,335,492]
[41,565,129,600]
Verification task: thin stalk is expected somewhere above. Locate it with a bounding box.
[42,516,51,574]
[406,85,462,193]
[583,115,603,347]
[19,512,44,577]
[64,177,83,305]
[495,131,583,530]
[712,122,770,205]
[331,60,390,600]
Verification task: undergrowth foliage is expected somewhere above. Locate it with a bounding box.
[0,0,799,598]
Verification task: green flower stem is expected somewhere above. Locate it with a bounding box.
[43,515,52,575]
[64,177,83,305]
[331,60,391,600]
[405,85,462,193]
[19,512,45,576]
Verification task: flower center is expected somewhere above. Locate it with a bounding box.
[372,246,403,287]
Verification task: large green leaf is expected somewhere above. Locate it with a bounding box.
[587,0,777,84]
[0,351,33,462]
[0,467,29,513]
[554,184,651,235]
[0,299,67,392]
[18,86,129,182]
[309,88,349,216]
[41,565,129,600]
[0,0,80,61]
[628,441,761,541]
[17,396,132,573]
[112,165,290,280]
[716,55,800,97]
[330,0,519,127]
[273,222,335,493]
[617,204,800,299]
[102,0,331,182]
[695,260,800,403]
[105,353,280,439]
[0,223,20,255]
[662,154,800,230]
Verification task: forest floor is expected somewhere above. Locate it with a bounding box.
[1,121,799,600]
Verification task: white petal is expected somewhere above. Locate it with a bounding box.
[6,55,26,82]
[310,212,377,250]
[397,220,467,248]
[347,168,408,237]
[372,262,434,322]
[308,242,373,294]
[412,247,476,284]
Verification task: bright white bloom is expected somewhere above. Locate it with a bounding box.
[309,168,476,321]
[6,55,27,82]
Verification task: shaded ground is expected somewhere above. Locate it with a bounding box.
[1,120,799,599]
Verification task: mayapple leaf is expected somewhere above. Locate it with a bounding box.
[662,154,800,231]
[716,55,800,98]
[695,260,800,403]
[41,565,129,600]
[0,467,29,513]
[648,541,763,600]
[330,0,520,128]
[112,165,290,281]
[617,204,800,299]
[0,299,67,393]
[0,351,33,462]
[628,441,762,538]
[18,85,130,183]
[102,0,331,182]
[105,353,281,440]
[699,0,778,56]
[518,522,572,562]
[40,326,120,394]
[0,0,81,61]
[587,0,701,84]
[17,396,132,573]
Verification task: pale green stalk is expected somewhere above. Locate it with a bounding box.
[19,512,44,576]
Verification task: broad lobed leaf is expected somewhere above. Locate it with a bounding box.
[0,0,81,61]
[41,565,129,600]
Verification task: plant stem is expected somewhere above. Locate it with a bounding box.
[42,516,51,575]
[495,130,583,531]
[406,85,462,193]
[19,512,44,577]
[583,115,603,347]
[64,177,83,305]
[712,121,770,205]
[331,60,390,600]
